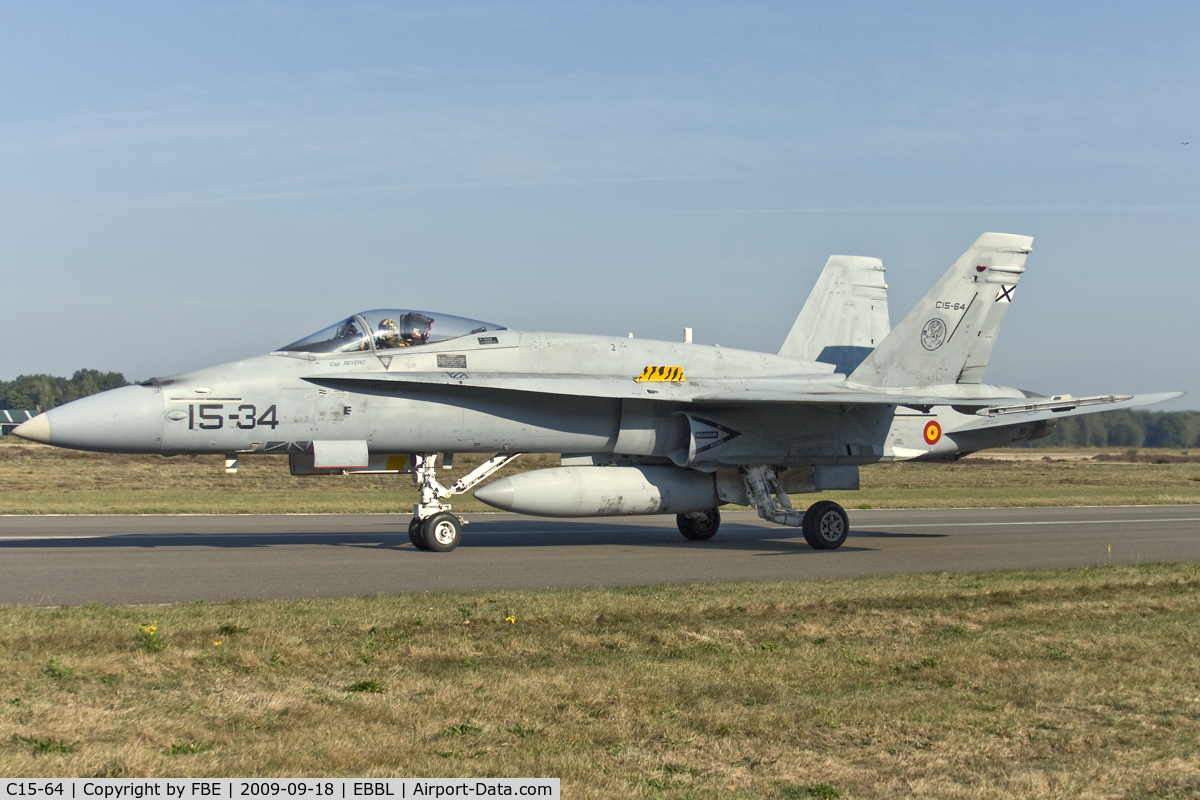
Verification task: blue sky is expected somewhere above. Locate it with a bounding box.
[2,2,1197,408]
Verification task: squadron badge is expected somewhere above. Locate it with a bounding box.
[920,318,947,351]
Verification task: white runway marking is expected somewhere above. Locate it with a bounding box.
[866,517,1200,529]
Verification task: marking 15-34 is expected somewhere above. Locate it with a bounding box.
[189,404,279,430]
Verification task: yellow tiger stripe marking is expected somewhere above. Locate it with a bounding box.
[634,366,686,383]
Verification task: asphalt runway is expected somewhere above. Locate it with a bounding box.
[1,506,1198,606]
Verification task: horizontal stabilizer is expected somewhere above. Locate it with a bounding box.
[949,392,1183,433]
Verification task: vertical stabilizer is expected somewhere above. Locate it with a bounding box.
[848,233,1032,389]
[779,255,889,374]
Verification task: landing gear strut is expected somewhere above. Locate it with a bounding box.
[408,452,523,552]
[741,465,805,527]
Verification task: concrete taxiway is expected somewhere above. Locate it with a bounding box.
[1,506,1198,606]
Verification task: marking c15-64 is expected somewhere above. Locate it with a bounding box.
[187,404,280,431]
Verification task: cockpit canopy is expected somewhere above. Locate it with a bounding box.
[278,309,506,354]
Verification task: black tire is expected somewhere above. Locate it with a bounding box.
[408,517,429,550]
[677,508,721,541]
[803,501,849,550]
[421,512,463,552]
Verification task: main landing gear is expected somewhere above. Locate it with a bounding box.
[408,452,522,552]
[737,464,851,550]
[674,497,849,549]
[677,508,721,540]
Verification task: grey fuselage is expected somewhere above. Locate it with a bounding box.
[39,329,1034,467]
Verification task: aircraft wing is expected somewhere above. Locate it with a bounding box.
[305,371,1006,408]
[947,392,1183,432]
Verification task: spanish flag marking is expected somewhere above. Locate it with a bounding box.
[923,420,942,445]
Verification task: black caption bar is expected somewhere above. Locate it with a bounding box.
[3,781,559,800]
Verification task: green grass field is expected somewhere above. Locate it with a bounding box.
[2,564,1199,796]
[1,440,1199,515]
[4,441,1200,793]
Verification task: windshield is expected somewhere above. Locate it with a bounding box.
[278,316,371,354]
[279,309,506,354]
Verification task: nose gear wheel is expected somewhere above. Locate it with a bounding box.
[422,512,463,552]
[408,516,430,550]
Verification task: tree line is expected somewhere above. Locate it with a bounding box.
[0,370,129,412]
[1026,409,1200,449]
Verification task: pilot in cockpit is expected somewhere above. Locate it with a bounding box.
[376,318,402,349]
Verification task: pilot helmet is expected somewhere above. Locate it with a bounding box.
[379,318,398,331]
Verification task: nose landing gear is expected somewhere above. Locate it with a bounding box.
[407,452,523,552]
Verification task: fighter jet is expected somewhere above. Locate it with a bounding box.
[14,233,1181,552]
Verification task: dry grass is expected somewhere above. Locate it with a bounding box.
[820,456,1200,510]
[3,563,1200,796]
[0,445,564,514]
[2,440,1199,514]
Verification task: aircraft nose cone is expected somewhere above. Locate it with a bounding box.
[12,414,50,444]
[29,384,166,453]
[473,478,516,511]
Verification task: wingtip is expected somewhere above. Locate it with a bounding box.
[1132,391,1185,407]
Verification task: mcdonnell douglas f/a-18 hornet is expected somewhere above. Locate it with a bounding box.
[15,233,1182,551]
